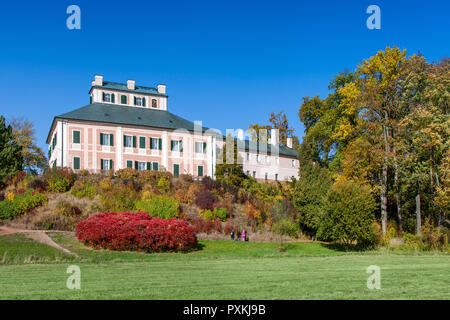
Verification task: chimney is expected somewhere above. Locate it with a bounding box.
[270,129,279,146]
[157,84,166,94]
[286,137,293,148]
[127,80,135,90]
[93,75,103,86]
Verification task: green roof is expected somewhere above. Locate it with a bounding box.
[91,81,167,97]
[48,103,298,157]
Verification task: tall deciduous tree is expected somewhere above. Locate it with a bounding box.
[10,117,47,175]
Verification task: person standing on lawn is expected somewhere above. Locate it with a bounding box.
[242,230,246,242]
[230,231,235,241]
[237,231,241,241]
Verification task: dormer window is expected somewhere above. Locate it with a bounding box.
[102,92,115,103]
[152,99,157,108]
[134,97,146,107]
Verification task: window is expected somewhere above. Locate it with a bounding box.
[276,157,279,165]
[126,160,133,168]
[103,93,113,103]
[256,154,261,163]
[252,171,256,178]
[265,156,270,164]
[152,99,157,108]
[73,130,80,144]
[123,135,136,148]
[152,162,159,171]
[265,173,268,180]
[135,97,142,106]
[195,142,207,153]
[135,161,146,171]
[121,95,127,104]
[173,164,180,177]
[171,140,183,152]
[275,174,278,181]
[139,136,146,149]
[197,165,204,177]
[73,157,80,170]
[246,170,250,176]
[101,159,113,171]
[100,133,113,146]
[246,153,250,161]
[292,159,296,167]
[150,137,162,150]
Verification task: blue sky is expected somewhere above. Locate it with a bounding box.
[0,0,448,152]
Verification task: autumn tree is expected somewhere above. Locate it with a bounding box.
[10,117,47,175]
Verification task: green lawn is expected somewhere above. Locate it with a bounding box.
[0,232,448,299]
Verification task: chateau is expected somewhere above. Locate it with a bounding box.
[46,75,299,181]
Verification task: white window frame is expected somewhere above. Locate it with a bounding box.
[195,141,206,154]
[101,133,111,146]
[137,161,146,171]
[102,159,111,171]
[124,135,133,148]
[292,159,296,167]
[135,97,143,106]
[104,93,111,103]
[172,140,181,152]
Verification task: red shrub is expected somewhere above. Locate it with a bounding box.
[195,191,217,210]
[191,216,214,234]
[75,212,197,252]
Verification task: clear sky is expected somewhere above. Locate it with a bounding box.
[0,0,448,152]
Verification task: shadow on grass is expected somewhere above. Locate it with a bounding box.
[321,242,372,252]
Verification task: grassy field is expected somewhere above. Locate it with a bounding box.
[0,232,448,299]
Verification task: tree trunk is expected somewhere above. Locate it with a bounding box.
[380,124,389,234]
[393,146,402,232]
[416,192,421,235]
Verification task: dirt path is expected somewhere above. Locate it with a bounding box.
[0,226,79,258]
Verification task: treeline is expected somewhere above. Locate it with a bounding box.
[297,47,449,237]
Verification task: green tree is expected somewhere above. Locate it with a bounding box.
[317,180,377,249]
[0,115,23,185]
[268,111,299,147]
[292,143,331,238]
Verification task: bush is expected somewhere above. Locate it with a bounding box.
[316,180,377,249]
[0,190,48,220]
[56,200,83,217]
[99,185,137,212]
[213,207,229,222]
[44,168,76,192]
[199,209,214,222]
[191,216,214,234]
[75,212,197,252]
[71,180,97,199]
[48,176,71,193]
[135,195,179,219]
[195,191,217,210]
[157,177,170,193]
[27,178,48,192]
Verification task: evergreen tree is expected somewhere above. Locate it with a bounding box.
[0,115,23,184]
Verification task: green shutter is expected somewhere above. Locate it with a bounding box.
[127,160,132,168]
[133,136,136,148]
[102,92,106,101]
[111,94,115,103]
[73,131,80,143]
[153,162,158,171]
[74,157,80,170]
[142,97,146,107]
[134,161,138,170]
[139,137,145,149]
[110,134,114,146]
[180,140,183,152]
[173,164,179,177]
[171,140,174,151]
[123,135,127,147]
[100,159,104,170]
[198,166,203,177]
[90,96,92,104]
[109,160,113,170]
[134,96,137,105]
[203,142,207,153]
[147,162,151,170]
[158,138,162,150]
[150,137,154,149]
[100,133,104,145]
